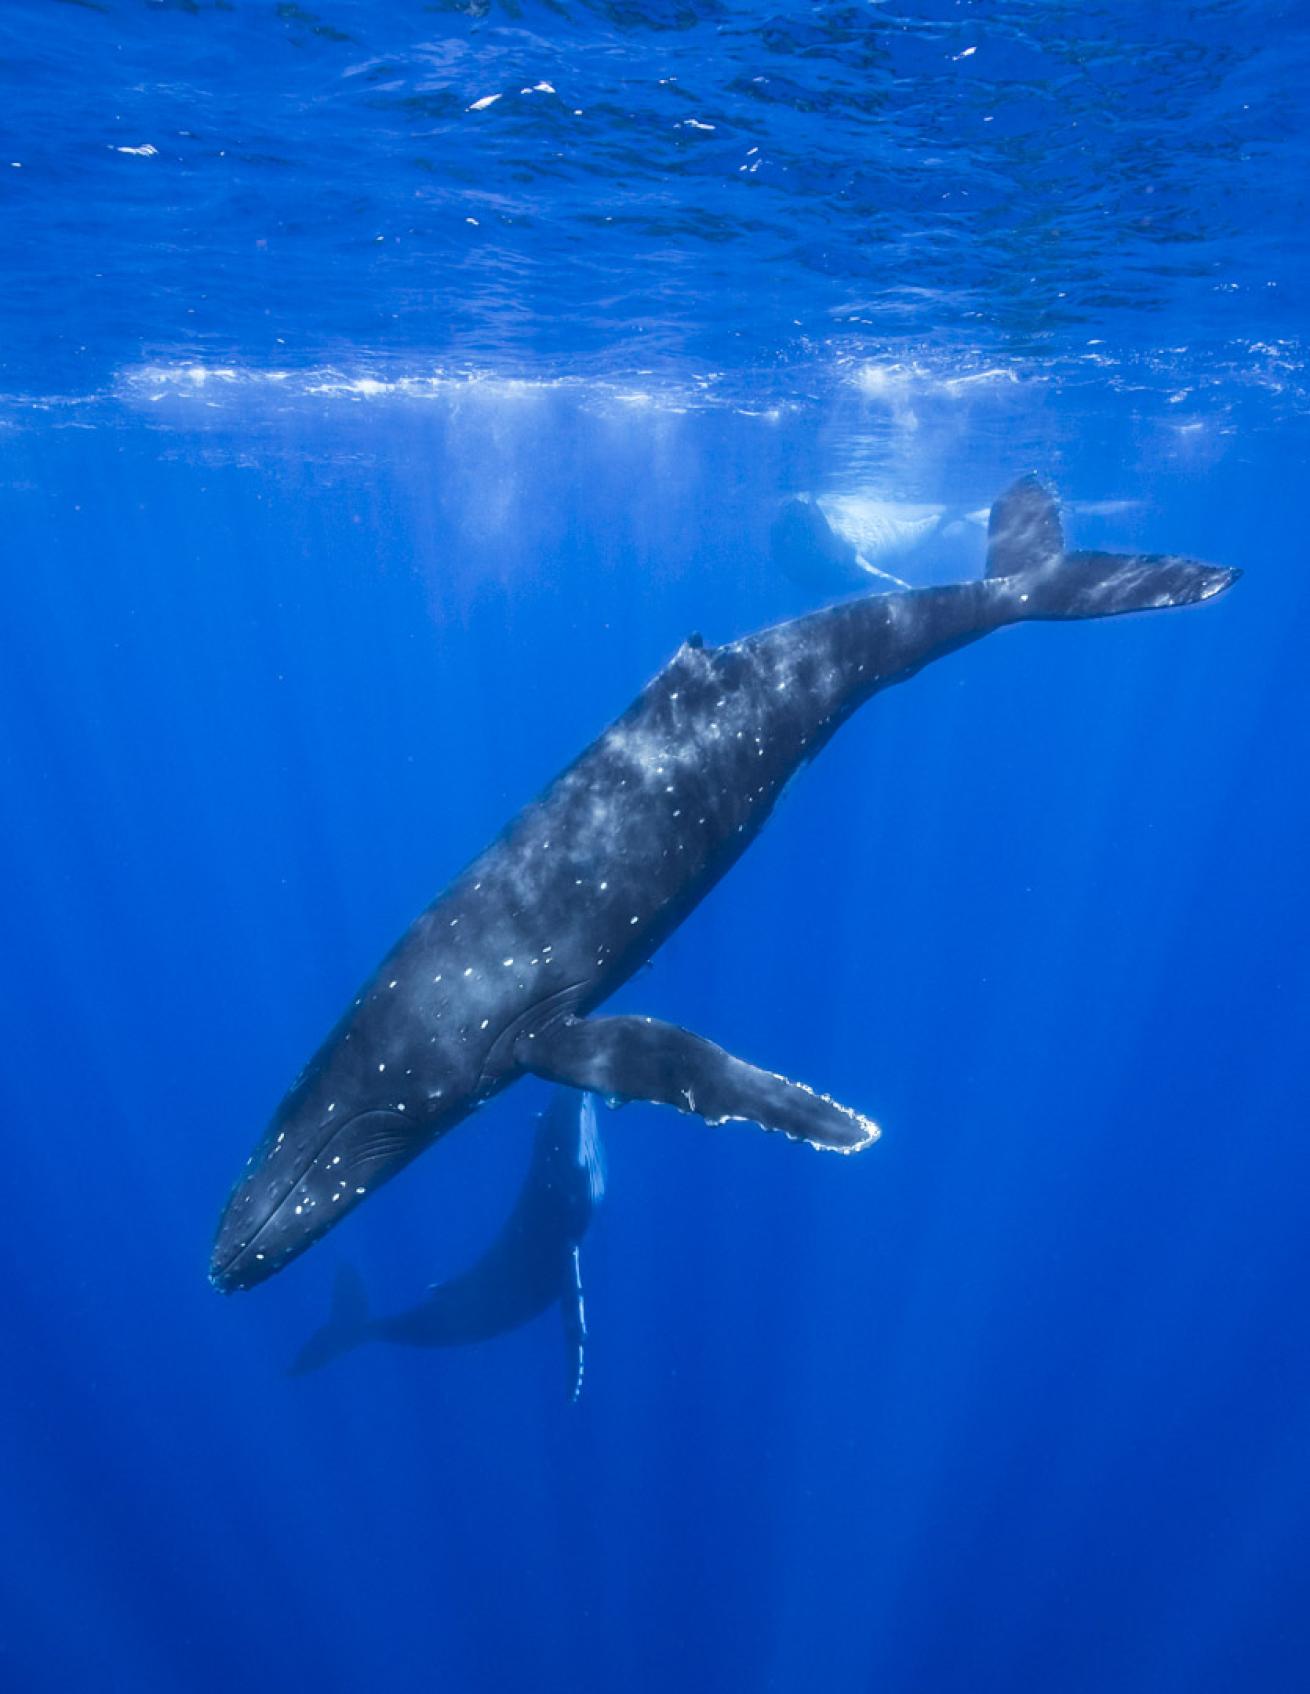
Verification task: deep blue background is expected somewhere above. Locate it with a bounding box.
[2,3,1309,1692]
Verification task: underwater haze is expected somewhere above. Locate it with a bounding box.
[2,2,1309,1691]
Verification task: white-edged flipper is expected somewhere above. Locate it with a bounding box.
[577,1090,606,1206]
[853,552,911,589]
[562,1244,587,1403]
[521,1016,879,1154]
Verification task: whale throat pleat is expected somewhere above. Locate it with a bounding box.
[521,1015,880,1154]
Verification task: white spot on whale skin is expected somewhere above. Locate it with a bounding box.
[464,967,474,977]
[388,980,398,989]
[378,1063,386,1072]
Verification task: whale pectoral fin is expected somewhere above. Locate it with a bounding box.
[521,1016,880,1154]
[562,1244,586,1404]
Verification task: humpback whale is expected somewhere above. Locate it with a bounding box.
[211,477,1238,1293]
[771,493,944,591]
[290,1089,604,1399]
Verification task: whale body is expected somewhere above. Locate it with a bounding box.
[211,477,1238,1292]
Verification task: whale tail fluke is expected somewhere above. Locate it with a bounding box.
[288,1264,371,1376]
[987,475,1240,619]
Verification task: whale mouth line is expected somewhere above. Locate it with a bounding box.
[211,1108,409,1291]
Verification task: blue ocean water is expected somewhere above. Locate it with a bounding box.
[2,3,1308,1690]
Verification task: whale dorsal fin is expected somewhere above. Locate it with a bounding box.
[562,1244,587,1403]
[986,475,1064,578]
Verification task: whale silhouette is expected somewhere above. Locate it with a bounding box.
[289,1089,604,1400]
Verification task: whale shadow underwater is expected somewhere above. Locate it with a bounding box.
[290,1088,604,1400]
[211,476,1239,1293]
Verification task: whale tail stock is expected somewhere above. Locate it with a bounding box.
[288,1264,371,1376]
[987,475,1240,620]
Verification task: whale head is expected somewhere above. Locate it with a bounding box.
[209,1084,424,1293]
